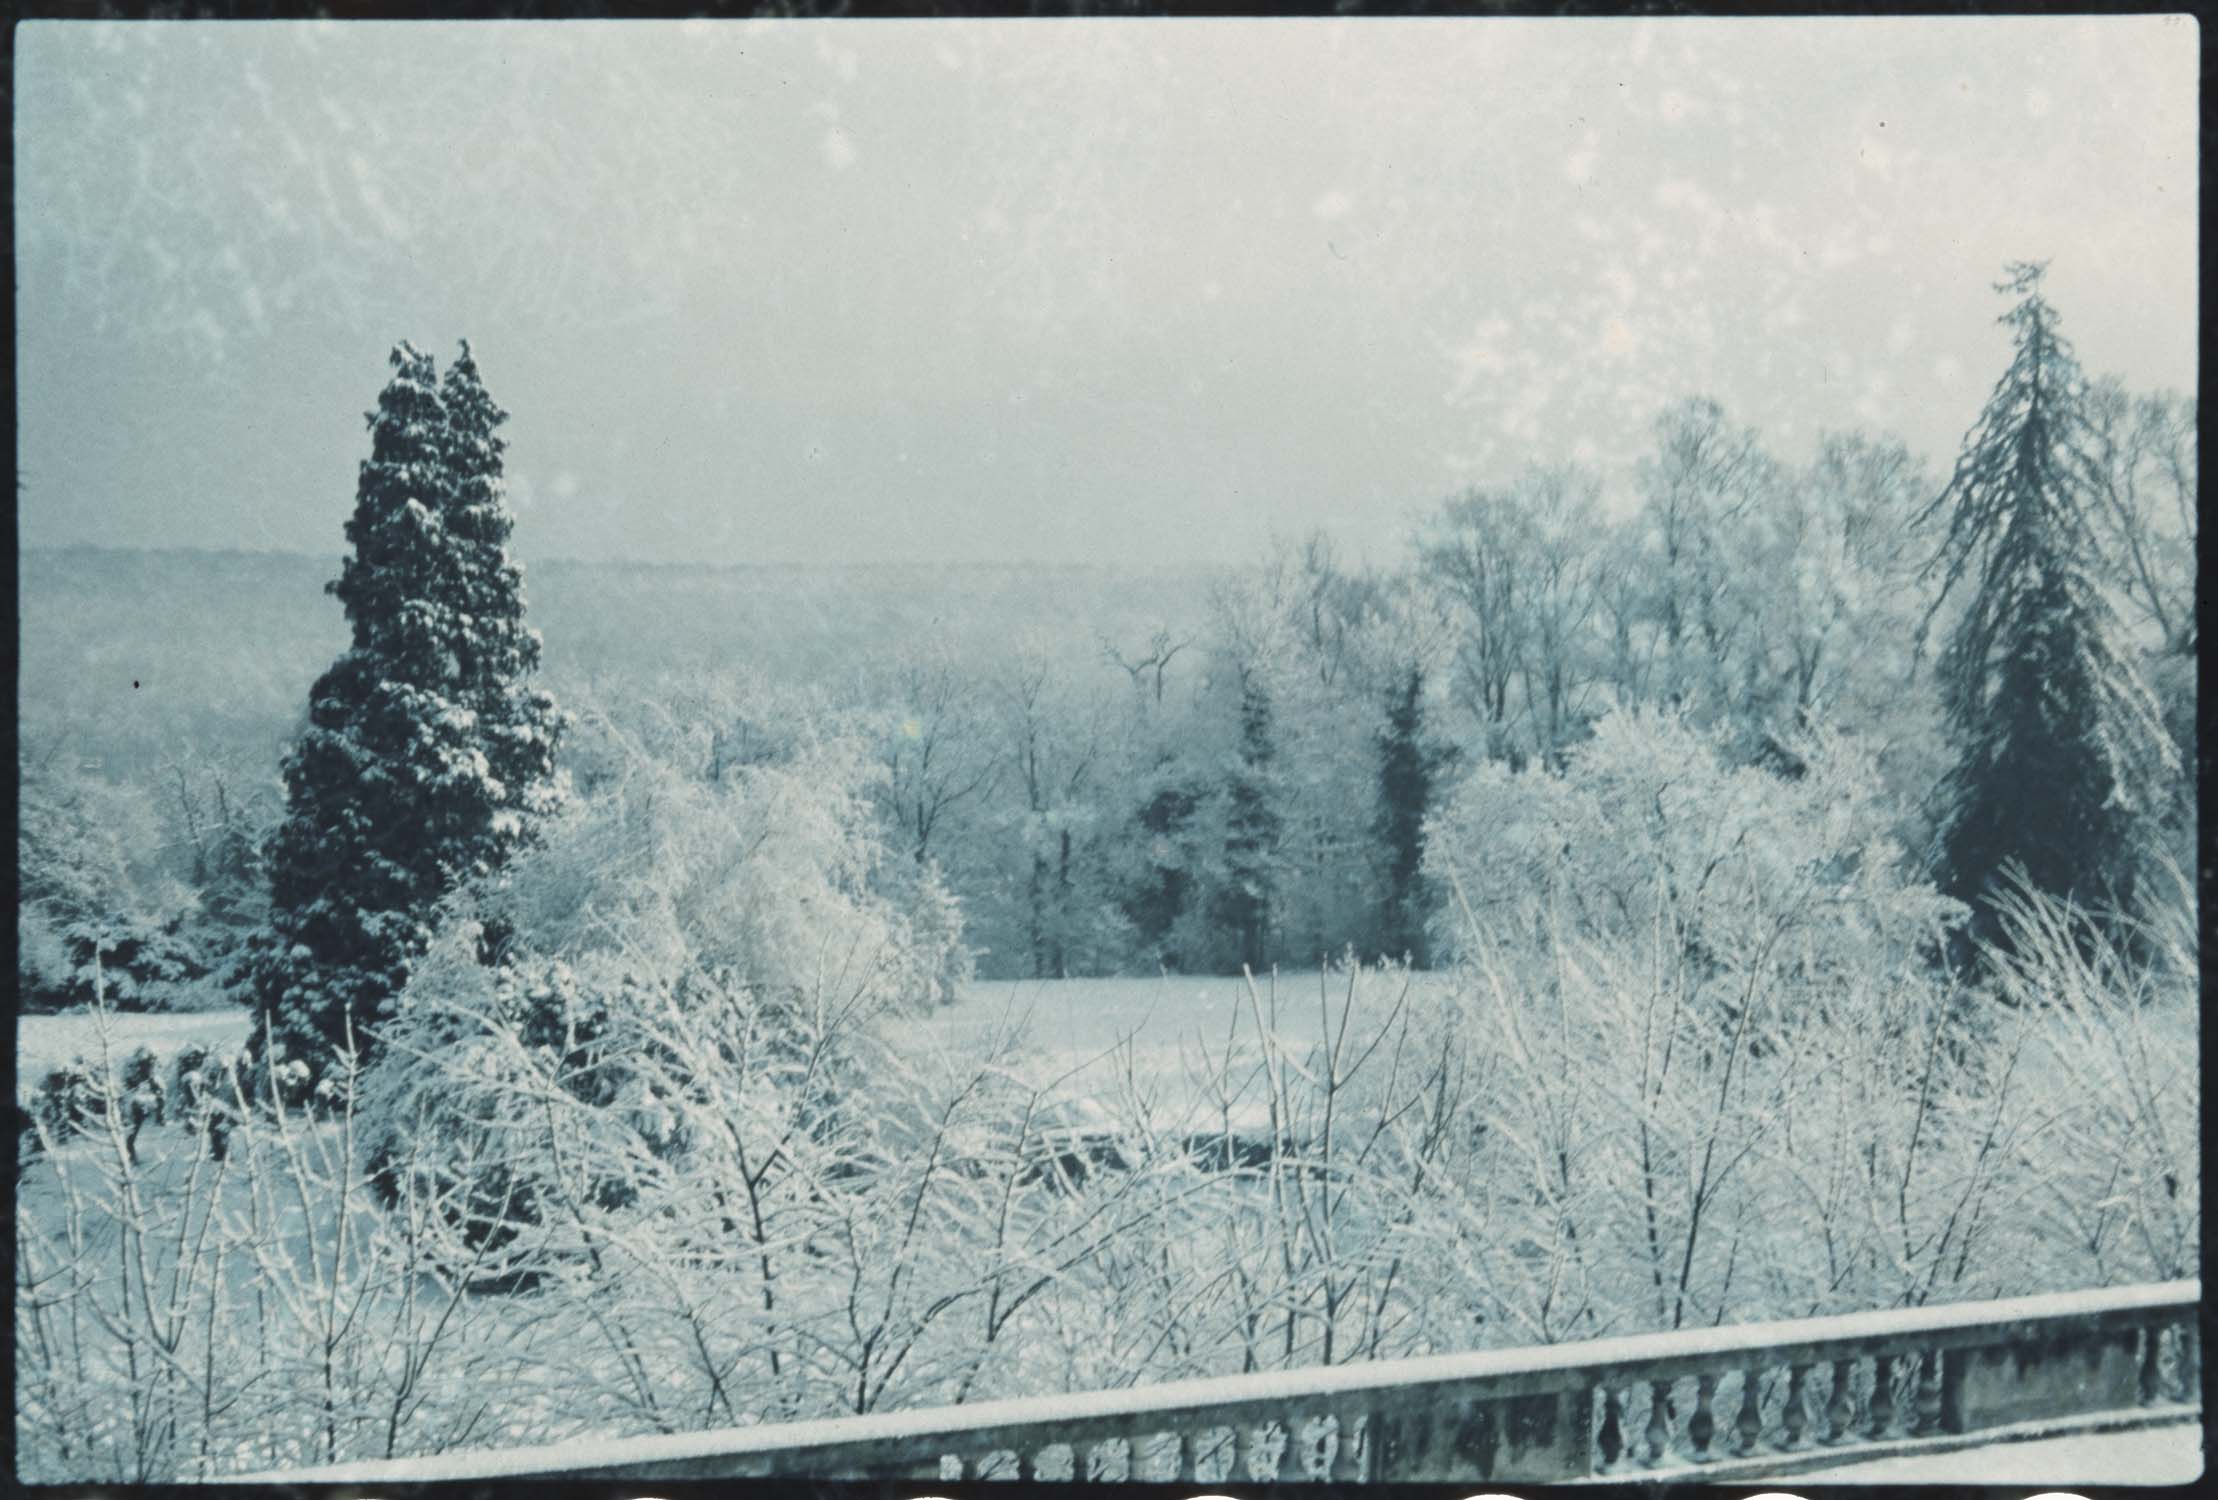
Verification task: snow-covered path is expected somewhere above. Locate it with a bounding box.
[1787,1421,2201,1485]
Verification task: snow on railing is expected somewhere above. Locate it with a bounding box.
[249,1279,2199,1485]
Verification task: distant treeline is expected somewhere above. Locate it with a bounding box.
[16,368,2197,997]
[18,548,1216,780]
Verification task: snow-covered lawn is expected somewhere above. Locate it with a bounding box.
[19,971,1447,1111]
[887,971,1444,1122]
[897,972,1410,1060]
[17,1007,257,1097]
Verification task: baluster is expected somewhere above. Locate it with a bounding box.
[1780,1364,1810,1450]
[1231,1422,1253,1483]
[1688,1373,1717,1461]
[1341,1413,1372,1482]
[1297,1414,1338,1481]
[1596,1384,1626,1471]
[1735,1364,1764,1455]
[1176,1429,1198,1483]
[2177,1319,2201,1403]
[1913,1348,1944,1435]
[1867,1354,1895,1438]
[1252,1420,1289,1479]
[1823,1359,1855,1444]
[2141,1324,2166,1405]
[1642,1379,1670,1466]
[1085,1437,1130,1483]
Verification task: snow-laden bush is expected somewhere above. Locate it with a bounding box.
[31,1062,101,1144]
[26,916,212,1013]
[1426,707,1963,1031]
[18,885,2195,1480]
[356,934,622,1285]
[16,1002,537,1482]
[1384,761,2197,1341]
[1981,861,2200,1284]
[354,710,977,1306]
[358,916,1176,1426]
[17,758,209,1013]
[875,853,975,1006]
[476,714,958,1014]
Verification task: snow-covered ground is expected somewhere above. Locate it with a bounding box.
[914,970,1434,1058]
[885,971,1443,1129]
[899,972,1421,1055]
[1790,1421,2202,1484]
[17,972,1436,1110]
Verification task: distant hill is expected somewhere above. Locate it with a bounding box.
[18,546,1217,780]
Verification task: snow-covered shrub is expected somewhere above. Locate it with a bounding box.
[479,711,959,1015]
[1379,742,2198,1341]
[363,910,1087,1421]
[269,1057,314,1111]
[1982,863,2200,1284]
[1426,707,1963,1031]
[169,1044,211,1117]
[355,933,621,1286]
[31,1063,102,1143]
[119,1046,165,1121]
[35,918,212,1013]
[875,854,975,1006]
[357,709,969,1291]
[17,758,209,1012]
[16,1021,531,1482]
[167,1043,247,1158]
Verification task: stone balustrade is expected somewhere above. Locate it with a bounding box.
[249,1279,2198,1485]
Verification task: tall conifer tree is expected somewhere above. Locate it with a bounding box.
[250,342,563,1077]
[438,341,567,880]
[1215,667,1281,973]
[1374,662,1449,967]
[1919,264,2175,949]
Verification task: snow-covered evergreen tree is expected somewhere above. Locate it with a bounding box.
[1118,753,1205,967]
[1372,662,1450,967]
[1213,665,1282,973]
[1919,264,2177,949]
[248,341,564,1079]
[437,340,568,880]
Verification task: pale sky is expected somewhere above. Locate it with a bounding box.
[13,16,2199,568]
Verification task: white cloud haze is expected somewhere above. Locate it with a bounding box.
[13,16,2197,567]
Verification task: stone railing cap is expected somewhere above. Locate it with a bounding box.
[244,1277,2198,1484]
